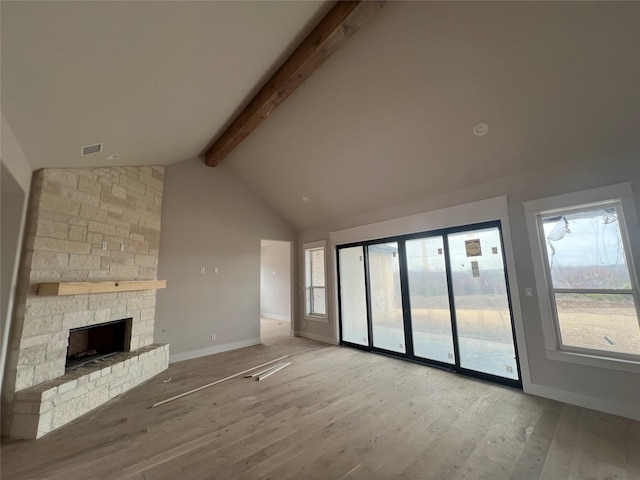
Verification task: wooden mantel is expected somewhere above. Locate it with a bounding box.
[37,280,166,296]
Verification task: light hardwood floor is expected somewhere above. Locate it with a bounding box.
[1,334,639,480]
[260,317,291,345]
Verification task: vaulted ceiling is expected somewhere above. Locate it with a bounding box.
[1,1,331,167]
[3,1,639,230]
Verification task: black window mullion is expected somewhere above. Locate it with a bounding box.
[336,247,345,343]
[363,245,374,350]
[397,240,414,358]
[442,233,461,369]
[496,223,523,386]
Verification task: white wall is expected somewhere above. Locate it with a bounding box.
[0,114,32,396]
[260,240,291,322]
[155,158,295,363]
[1,166,26,344]
[298,154,640,420]
[1,115,33,193]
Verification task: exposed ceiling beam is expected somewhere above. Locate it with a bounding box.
[205,0,385,167]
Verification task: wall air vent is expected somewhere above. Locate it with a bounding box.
[81,143,103,156]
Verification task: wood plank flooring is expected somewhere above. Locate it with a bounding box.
[1,332,639,480]
[260,317,291,344]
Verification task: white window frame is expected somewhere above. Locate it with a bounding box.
[524,183,640,372]
[303,240,328,322]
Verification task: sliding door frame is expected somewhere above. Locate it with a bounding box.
[337,220,523,389]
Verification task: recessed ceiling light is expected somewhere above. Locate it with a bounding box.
[302,196,310,203]
[473,123,490,136]
[107,154,120,160]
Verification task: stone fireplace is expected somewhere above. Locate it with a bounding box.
[2,166,169,439]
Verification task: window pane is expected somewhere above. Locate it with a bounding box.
[556,293,640,355]
[339,246,369,346]
[312,287,326,315]
[311,249,325,287]
[448,228,518,380]
[406,236,455,364]
[542,207,631,289]
[369,242,405,354]
[305,245,326,316]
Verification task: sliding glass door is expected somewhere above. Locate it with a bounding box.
[338,246,369,346]
[405,236,454,364]
[337,221,520,387]
[447,227,518,380]
[368,242,405,353]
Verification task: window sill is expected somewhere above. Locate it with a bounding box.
[545,349,640,374]
[305,315,329,324]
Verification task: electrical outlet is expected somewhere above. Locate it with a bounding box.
[211,334,216,342]
[525,287,533,297]
[448,352,454,359]
[101,241,107,250]
[200,267,205,274]
[120,243,125,252]
[506,365,513,373]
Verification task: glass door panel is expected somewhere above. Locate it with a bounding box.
[405,236,455,364]
[368,242,406,353]
[338,246,369,346]
[447,227,518,380]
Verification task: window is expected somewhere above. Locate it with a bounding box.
[525,183,640,368]
[304,241,327,318]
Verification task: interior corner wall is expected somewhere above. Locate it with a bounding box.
[1,115,32,402]
[155,158,295,363]
[0,166,28,400]
[297,155,640,420]
[1,114,33,193]
[1,166,25,338]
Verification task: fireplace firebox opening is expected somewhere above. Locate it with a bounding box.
[66,318,132,370]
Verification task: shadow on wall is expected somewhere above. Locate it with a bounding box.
[1,164,28,396]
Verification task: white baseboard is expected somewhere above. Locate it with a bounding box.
[260,313,291,322]
[524,381,640,421]
[170,338,261,363]
[294,330,339,345]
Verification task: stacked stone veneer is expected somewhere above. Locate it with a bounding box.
[2,166,169,439]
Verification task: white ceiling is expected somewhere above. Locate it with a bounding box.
[3,1,639,231]
[1,0,330,168]
[224,1,640,229]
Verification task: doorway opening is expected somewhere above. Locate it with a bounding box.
[260,240,292,344]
